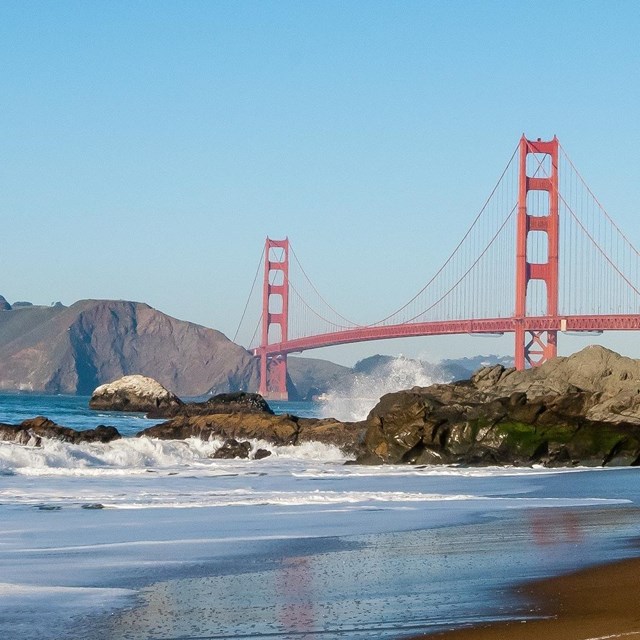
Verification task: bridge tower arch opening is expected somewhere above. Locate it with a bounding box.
[515,135,560,369]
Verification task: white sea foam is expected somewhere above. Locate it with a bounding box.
[320,355,444,421]
[0,436,348,477]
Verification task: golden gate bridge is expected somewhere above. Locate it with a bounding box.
[235,136,640,400]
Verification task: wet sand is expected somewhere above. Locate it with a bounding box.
[408,556,640,640]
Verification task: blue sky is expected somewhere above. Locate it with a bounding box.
[2,0,640,365]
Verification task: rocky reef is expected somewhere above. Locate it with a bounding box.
[0,417,120,447]
[138,410,364,455]
[4,346,640,467]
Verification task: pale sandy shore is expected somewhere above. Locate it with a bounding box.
[408,556,640,640]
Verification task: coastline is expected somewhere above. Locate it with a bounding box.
[407,554,640,640]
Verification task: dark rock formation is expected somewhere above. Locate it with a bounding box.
[0,417,121,446]
[0,299,260,395]
[139,413,364,455]
[147,391,273,418]
[210,438,252,459]
[89,375,184,413]
[356,346,640,466]
[0,295,11,311]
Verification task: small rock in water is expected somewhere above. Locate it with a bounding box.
[36,504,62,511]
[253,448,272,460]
[210,438,252,459]
[81,503,105,510]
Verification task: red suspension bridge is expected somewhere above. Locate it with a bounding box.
[235,136,640,400]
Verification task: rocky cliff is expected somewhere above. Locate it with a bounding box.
[0,299,259,396]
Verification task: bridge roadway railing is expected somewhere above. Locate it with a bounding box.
[258,314,640,356]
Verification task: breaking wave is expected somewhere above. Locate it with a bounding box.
[320,355,446,421]
[0,436,347,477]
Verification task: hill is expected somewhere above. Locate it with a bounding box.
[0,299,259,396]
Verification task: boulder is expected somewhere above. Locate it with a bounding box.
[89,375,184,413]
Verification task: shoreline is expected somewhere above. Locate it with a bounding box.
[406,554,640,640]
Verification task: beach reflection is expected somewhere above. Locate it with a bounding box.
[530,508,584,546]
[276,556,316,638]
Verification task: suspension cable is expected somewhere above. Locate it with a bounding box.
[233,246,265,344]
[368,141,520,326]
[560,193,640,298]
[559,143,640,257]
[289,243,361,327]
[403,205,518,323]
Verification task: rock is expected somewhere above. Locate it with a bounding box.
[140,412,300,445]
[139,411,366,454]
[253,448,272,460]
[472,345,640,424]
[210,438,251,459]
[89,375,184,413]
[147,391,273,418]
[354,346,640,466]
[297,418,365,455]
[0,295,11,311]
[0,423,40,446]
[0,417,121,446]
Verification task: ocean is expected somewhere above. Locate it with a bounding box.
[1,392,640,640]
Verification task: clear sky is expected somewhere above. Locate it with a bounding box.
[2,0,640,366]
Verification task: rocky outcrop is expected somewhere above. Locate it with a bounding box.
[147,391,273,418]
[471,345,640,424]
[0,417,121,446]
[139,413,365,455]
[0,295,11,311]
[89,375,184,413]
[356,346,640,466]
[0,299,259,395]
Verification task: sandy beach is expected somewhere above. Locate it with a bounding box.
[409,555,640,640]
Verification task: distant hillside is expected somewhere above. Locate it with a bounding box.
[287,356,352,400]
[0,299,259,396]
[0,295,513,398]
[439,354,515,379]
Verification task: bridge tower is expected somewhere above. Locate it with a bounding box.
[515,135,559,369]
[258,237,289,400]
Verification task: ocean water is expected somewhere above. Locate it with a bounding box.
[1,392,640,640]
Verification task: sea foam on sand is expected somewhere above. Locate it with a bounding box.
[1,434,640,640]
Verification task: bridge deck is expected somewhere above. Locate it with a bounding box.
[258,315,640,356]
